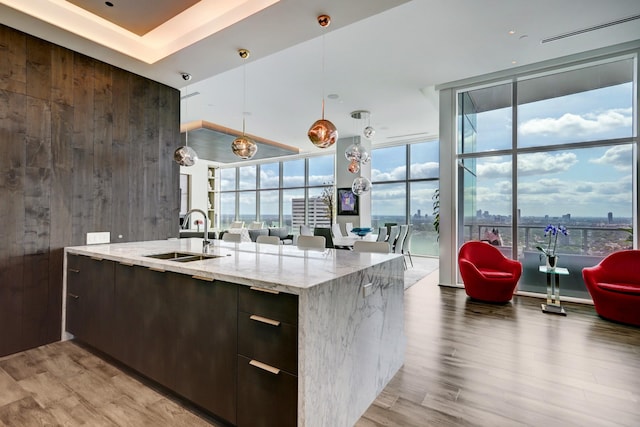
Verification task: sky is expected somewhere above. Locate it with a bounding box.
[462,80,634,220]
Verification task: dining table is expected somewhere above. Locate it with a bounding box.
[332,233,377,249]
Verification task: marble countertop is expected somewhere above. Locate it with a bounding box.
[65,238,401,294]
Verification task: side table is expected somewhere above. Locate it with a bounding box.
[539,265,569,315]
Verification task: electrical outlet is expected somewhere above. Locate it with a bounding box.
[362,283,373,298]
[86,232,110,245]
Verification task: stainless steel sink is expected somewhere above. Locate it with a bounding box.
[145,252,222,262]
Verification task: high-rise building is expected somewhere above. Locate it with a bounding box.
[292,197,330,228]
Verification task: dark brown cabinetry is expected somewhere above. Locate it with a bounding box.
[112,264,238,425]
[66,254,116,355]
[65,256,298,426]
[237,286,298,427]
[170,273,237,424]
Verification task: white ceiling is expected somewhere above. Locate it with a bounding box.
[2,0,640,163]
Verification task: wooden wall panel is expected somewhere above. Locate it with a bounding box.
[0,90,26,354]
[158,86,180,236]
[71,54,95,244]
[0,23,180,356]
[143,79,160,241]
[127,75,145,241]
[25,37,51,101]
[92,61,113,231]
[50,45,73,106]
[0,89,26,356]
[110,68,131,242]
[0,25,26,94]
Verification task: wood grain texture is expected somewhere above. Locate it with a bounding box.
[0,88,26,356]
[356,271,640,427]
[0,23,180,357]
[0,25,26,94]
[0,341,223,427]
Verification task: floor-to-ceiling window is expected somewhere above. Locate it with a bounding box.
[218,154,334,234]
[456,55,637,299]
[218,142,440,253]
[371,141,440,256]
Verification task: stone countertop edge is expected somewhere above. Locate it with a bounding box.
[64,238,403,295]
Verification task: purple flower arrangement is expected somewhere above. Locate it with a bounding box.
[536,224,568,257]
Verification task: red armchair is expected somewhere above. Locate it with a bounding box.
[458,241,522,303]
[582,250,640,327]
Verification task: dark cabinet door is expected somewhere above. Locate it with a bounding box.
[113,264,174,388]
[171,276,238,425]
[113,264,238,424]
[66,254,115,354]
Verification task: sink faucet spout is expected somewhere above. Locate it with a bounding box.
[184,209,210,252]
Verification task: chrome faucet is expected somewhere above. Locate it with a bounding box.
[184,208,211,252]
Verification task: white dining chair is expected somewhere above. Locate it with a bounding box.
[402,225,414,267]
[353,241,390,253]
[300,224,314,236]
[256,235,281,245]
[376,227,387,242]
[222,232,242,243]
[297,235,326,250]
[331,223,344,238]
[230,221,245,229]
[248,221,264,230]
[387,225,400,250]
[394,225,409,269]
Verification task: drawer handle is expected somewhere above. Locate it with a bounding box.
[192,275,214,282]
[249,359,280,375]
[250,315,281,327]
[148,267,165,273]
[250,286,280,295]
[68,268,80,273]
[68,293,79,299]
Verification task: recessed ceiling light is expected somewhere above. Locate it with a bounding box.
[327,93,339,100]
[508,30,516,35]
[105,1,113,7]
[511,60,517,64]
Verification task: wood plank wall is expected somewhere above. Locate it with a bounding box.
[0,24,180,357]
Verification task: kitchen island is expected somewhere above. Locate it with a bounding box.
[63,238,405,427]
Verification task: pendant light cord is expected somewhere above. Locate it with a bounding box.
[242,61,247,134]
[185,85,189,146]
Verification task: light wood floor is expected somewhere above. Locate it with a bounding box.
[1,268,639,426]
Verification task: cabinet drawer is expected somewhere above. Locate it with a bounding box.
[238,312,297,374]
[237,355,297,427]
[238,286,298,325]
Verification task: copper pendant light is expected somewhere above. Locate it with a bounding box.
[174,79,199,166]
[232,49,258,160]
[308,99,338,148]
[308,15,338,148]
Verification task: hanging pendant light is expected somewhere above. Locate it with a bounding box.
[174,78,199,166]
[344,110,370,174]
[345,140,370,165]
[352,176,371,195]
[348,159,360,174]
[232,49,258,160]
[363,110,375,140]
[308,15,338,148]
